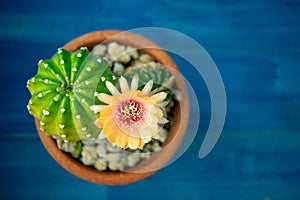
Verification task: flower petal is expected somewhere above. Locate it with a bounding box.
[115,130,128,149]
[107,128,118,143]
[158,101,169,107]
[119,76,130,93]
[138,127,152,142]
[128,131,140,149]
[151,92,167,103]
[158,117,169,124]
[97,93,112,104]
[90,105,105,113]
[106,81,120,95]
[131,74,139,90]
[141,79,153,96]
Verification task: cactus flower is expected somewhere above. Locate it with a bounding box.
[90,75,169,149]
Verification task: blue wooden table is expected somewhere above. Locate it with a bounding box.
[0,0,299,199]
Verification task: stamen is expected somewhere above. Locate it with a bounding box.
[115,99,145,128]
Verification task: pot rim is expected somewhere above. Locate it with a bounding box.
[35,30,189,185]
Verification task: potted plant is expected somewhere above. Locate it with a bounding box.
[26,30,189,185]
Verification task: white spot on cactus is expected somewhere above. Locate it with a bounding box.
[65,76,69,80]
[40,121,45,126]
[31,78,35,83]
[81,98,85,103]
[60,60,64,65]
[54,96,59,102]
[43,79,49,84]
[42,109,50,116]
[86,67,91,72]
[26,105,30,111]
[55,74,60,78]
[29,99,33,105]
[40,127,44,132]
[44,63,48,68]
[61,134,67,138]
[75,80,80,84]
[77,88,82,93]
[70,97,75,101]
[85,81,89,85]
[80,47,88,50]
[60,108,66,113]
[94,92,98,97]
[77,52,82,58]
[97,58,102,63]
[56,87,60,92]
[101,77,106,82]
[38,59,43,65]
[112,75,116,80]
[75,114,81,119]
[59,124,65,129]
[66,93,69,97]
[37,92,43,98]
[72,67,77,72]
[58,49,63,54]
[81,127,87,131]
[87,133,92,137]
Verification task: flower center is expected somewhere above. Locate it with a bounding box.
[115,99,145,129]
[121,100,144,122]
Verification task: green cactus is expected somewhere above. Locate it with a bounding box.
[26,47,118,142]
[124,62,175,102]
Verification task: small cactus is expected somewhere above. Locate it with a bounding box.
[124,62,175,102]
[26,47,118,142]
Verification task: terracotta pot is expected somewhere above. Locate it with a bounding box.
[35,30,189,185]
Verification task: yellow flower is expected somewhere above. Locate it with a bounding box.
[90,75,168,149]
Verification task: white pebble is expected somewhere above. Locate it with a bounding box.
[94,159,107,171]
[113,63,125,76]
[93,44,106,56]
[140,54,154,63]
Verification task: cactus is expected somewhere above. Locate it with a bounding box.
[124,62,175,102]
[26,47,118,142]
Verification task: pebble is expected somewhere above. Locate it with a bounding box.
[93,44,106,56]
[131,60,144,67]
[117,54,131,64]
[106,143,122,153]
[55,137,64,150]
[127,153,141,167]
[94,159,107,171]
[61,142,76,153]
[153,128,168,143]
[106,153,121,162]
[139,54,154,63]
[151,141,162,152]
[96,144,107,158]
[113,63,125,76]
[107,42,125,61]
[126,46,139,59]
[81,146,96,166]
[109,161,125,171]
